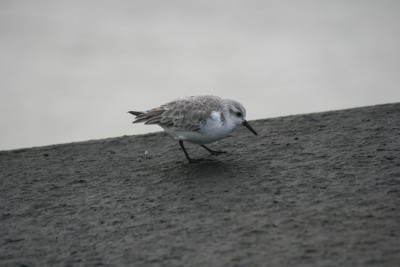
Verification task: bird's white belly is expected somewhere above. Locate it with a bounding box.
[179,127,232,144]
[163,111,237,144]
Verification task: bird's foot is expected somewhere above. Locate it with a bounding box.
[200,145,227,156]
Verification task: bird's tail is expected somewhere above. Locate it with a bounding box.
[128,108,164,124]
[128,111,145,124]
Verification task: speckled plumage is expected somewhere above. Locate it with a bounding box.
[132,96,243,131]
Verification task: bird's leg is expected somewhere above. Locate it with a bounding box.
[201,145,227,155]
[179,140,203,163]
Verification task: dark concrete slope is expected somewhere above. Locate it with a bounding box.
[1,103,400,266]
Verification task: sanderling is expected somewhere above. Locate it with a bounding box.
[128,95,257,163]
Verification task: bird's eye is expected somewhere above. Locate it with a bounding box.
[235,112,242,117]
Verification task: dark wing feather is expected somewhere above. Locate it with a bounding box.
[128,111,144,116]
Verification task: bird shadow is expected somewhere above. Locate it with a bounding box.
[182,159,233,178]
[161,155,257,183]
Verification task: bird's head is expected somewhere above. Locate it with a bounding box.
[228,100,258,135]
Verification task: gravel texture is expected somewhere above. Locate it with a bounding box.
[1,103,400,266]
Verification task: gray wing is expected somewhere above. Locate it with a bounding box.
[130,96,222,131]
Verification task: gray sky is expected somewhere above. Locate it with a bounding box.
[1,0,399,150]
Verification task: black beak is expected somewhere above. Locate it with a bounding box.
[242,121,258,135]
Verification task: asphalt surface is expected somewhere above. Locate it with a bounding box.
[1,103,400,266]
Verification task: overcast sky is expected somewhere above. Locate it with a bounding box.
[1,0,399,150]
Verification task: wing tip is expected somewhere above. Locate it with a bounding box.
[128,111,144,116]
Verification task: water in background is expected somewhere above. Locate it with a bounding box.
[1,0,399,150]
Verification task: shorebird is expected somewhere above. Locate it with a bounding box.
[128,95,257,163]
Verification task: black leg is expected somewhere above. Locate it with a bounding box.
[201,145,227,155]
[179,140,202,163]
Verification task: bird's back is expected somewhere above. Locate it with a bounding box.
[129,95,226,131]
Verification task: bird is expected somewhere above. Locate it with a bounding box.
[128,95,257,163]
